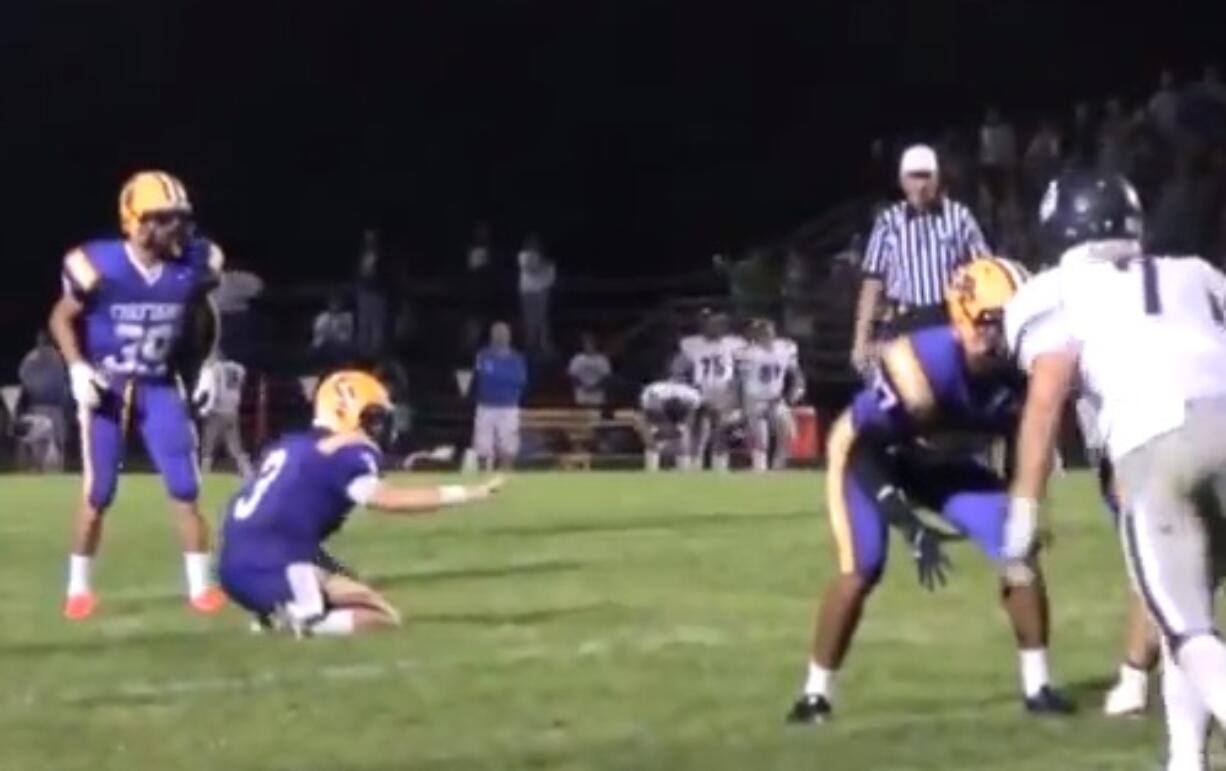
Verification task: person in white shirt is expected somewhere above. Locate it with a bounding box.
[200,359,254,477]
[214,263,264,362]
[312,294,355,367]
[1004,170,1226,771]
[638,379,702,471]
[567,334,612,407]
[675,311,745,471]
[1147,68,1181,141]
[518,233,556,359]
[736,319,804,471]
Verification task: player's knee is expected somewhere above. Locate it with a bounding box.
[79,496,109,522]
[838,567,881,594]
[162,464,200,502]
[86,479,117,512]
[166,476,199,502]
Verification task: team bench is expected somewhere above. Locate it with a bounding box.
[518,408,640,469]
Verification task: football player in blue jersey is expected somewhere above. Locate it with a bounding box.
[218,370,505,636]
[786,257,1073,724]
[48,170,225,620]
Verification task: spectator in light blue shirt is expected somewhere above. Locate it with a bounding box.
[472,321,527,469]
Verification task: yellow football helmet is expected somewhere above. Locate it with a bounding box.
[119,170,193,237]
[945,256,1031,336]
[313,370,394,440]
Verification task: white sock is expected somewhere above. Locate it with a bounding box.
[1177,634,1226,724]
[67,554,92,596]
[675,454,692,471]
[184,552,212,599]
[1162,644,1209,771]
[644,450,660,471]
[803,660,835,699]
[1119,662,1150,693]
[310,609,356,636]
[1020,648,1050,698]
[750,449,768,472]
[712,452,730,472]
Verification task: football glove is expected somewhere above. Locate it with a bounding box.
[910,526,952,591]
[192,364,218,416]
[69,361,108,410]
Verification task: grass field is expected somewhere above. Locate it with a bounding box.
[0,470,1202,770]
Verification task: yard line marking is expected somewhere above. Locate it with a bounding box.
[58,658,422,705]
[21,624,731,706]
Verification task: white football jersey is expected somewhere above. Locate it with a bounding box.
[737,338,799,402]
[211,360,247,416]
[1005,252,1226,461]
[679,334,744,397]
[640,381,702,414]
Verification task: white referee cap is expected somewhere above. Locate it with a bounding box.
[899,144,939,176]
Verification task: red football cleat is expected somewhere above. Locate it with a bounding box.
[64,592,97,620]
[190,586,227,614]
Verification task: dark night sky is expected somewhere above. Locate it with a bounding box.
[0,1,1223,352]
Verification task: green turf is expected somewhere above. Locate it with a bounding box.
[0,471,1206,770]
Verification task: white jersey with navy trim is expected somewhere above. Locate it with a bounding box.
[679,334,744,406]
[1006,250,1226,461]
[736,338,799,403]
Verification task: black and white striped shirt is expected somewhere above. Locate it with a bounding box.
[861,198,989,307]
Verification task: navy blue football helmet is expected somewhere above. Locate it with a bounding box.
[1038,170,1144,254]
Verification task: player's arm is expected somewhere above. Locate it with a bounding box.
[199,242,225,361]
[49,249,97,366]
[48,293,87,365]
[51,249,110,408]
[1010,350,1077,504]
[351,475,506,514]
[850,431,950,590]
[1001,283,1077,563]
[852,213,892,370]
[785,345,806,404]
[669,350,694,384]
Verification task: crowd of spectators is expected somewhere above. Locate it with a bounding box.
[860,64,1226,270]
[7,65,1226,469]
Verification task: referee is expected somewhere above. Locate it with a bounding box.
[850,144,989,375]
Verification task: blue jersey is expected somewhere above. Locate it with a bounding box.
[851,325,1023,446]
[475,347,527,407]
[220,429,382,570]
[62,237,222,384]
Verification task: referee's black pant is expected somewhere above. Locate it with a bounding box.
[881,302,949,339]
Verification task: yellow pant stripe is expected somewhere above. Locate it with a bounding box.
[825,411,858,574]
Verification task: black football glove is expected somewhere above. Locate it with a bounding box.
[909,526,952,591]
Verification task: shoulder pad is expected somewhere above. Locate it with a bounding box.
[62,248,101,293]
[205,240,225,275]
[1003,270,1063,357]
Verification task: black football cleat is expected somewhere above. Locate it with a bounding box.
[786,694,833,725]
[1024,686,1076,715]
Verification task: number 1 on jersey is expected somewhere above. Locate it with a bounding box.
[1135,258,1226,327]
[1140,259,1161,315]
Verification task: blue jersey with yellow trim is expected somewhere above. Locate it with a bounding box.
[852,325,1022,444]
[62,237,222,383]
[219,429,382,570]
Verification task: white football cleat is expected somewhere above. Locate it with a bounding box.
[1103,678,1148,716]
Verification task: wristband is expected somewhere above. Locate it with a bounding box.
[438,485,469,505]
